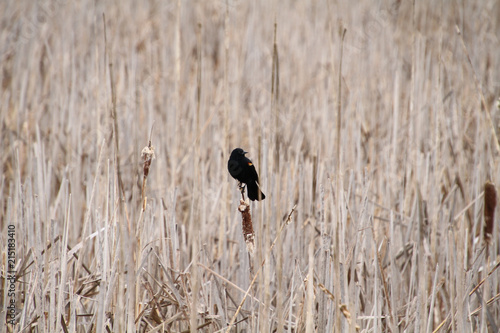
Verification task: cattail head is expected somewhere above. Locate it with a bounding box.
[483,181,496,243]
[141,140,156,211]
[141,143,156,178]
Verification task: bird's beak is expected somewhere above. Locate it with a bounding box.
[243,151,248,154]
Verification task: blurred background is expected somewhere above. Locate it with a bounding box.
[1,0,499,332]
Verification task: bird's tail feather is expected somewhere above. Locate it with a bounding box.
[247,182,265,201]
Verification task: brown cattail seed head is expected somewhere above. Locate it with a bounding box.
[483,181,497,243]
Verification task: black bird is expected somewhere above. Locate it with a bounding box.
[228,148,266,201]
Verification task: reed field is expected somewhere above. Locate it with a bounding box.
[2,0,500,332]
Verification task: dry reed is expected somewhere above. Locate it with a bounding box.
[1,1,499,332]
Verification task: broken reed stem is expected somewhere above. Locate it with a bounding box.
[336,27,346,177]
[333,26,346,333]
[103,14,123,196]
[316,281,360,331]
[376,239,395,331]
[103,14,133,239]
[196,23,202,139]
[468,261,500,297]
[225,204,297,333]
[271,21,280,165]
[141,125,156,211]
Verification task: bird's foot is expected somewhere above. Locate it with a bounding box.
[238,182,246,200]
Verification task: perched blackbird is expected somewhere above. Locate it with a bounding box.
[228,148,266,201]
